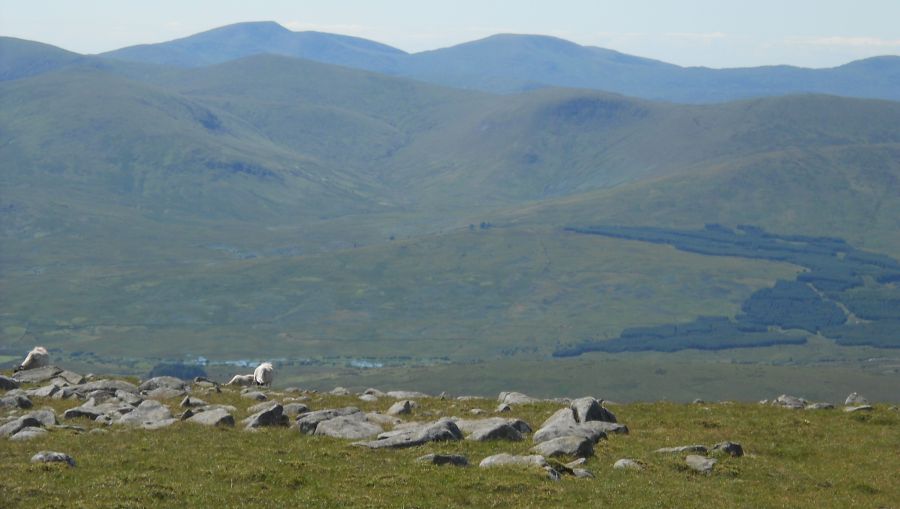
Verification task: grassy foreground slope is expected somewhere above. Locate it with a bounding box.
[1,380,898,508]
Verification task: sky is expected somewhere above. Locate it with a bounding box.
[1,0,899,68]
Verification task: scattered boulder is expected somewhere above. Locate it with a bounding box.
[314,413,383,440]
[363,388,386,397]
[844,405,874,413]
[358,394,378,403]
[365,412,401,427]
[187,408,234,427]
[417,453,469,466]
[531,436,594,458]
[354,419,462,449]
[573,468,595,479]
[63,399,135,421]
[330,387,350,396]
[479,453,548,468]
[772,394,807,410]
[387,400,414,416]
[685,455,717,474]
[31,451,76,467]
[13,366,62,384]
[496,403,511,413]
[571,397,616,423]
[297,407,361,435]
[10,426,47,441]
[75,379,139,396]
[282,403,310,418]
[1,416,42,437]
[655,445,708,454]
[243,403,288,430]
[247,401,280,414]
[114,400,175,429]
[613,459,643,471]
[712,441,744,457]
[467,422,523,442]
[469,408,485,415]
[0,375,20,390]
[0,394,32,410]
[805,402,834,410]
[844,392,868,406]
[25,409,57,427]
[55,370,86,385]
[498,391,539,405]
[115,390,143,406]
[26,384,60,399]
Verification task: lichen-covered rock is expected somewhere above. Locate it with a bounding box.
[296,407,361,435]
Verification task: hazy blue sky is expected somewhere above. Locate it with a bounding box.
[1,0,898,68]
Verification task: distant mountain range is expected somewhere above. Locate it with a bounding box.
[1,23,899,373]
[98,21,900,103]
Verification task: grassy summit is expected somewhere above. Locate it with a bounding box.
[2,374,898,508]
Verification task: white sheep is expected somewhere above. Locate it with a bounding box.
[15,346,49,372]
[253,362,274,387]
[225,374,254,386]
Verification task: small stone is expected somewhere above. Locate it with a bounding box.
[417,454,469,467]
[282,403,310,417]
[843,405,874,413]
[572,468,594,478]
[386,390,430,399]
[180,396,207,408]
[685,455,717,474]
[469,408,485,415]
[545,467,562,481]
[0,375,20,390]
[613,459,643,470]
[655,445,708,454]
[144,387,186,400]
[692,398,705,404]
[0,416,42,437]
[247,401,280,414]
[479,453,548,468]
[805,402,834,410]
[495,403,511,413]
[330,387,350,396]
[31,451,76,467]
[497,391,539,405]
[187,408,235,427]
[363,388,385,397]
[712,441,744,457]
[358,394,378,402]
[138,376,187,392]
[772,394,807,409]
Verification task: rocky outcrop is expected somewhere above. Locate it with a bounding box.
[353,419,463,449]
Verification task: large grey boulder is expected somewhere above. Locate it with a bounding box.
[454,417,532,436]
[467,422,523,442]
[243,403,288,430]
[0,394,32,410]
[0,375,20,390]
[685,455,717,474]
[0,416,42,437]
[115,390,144,406]
[13,366,62,384]
[26,384,60,399]
[139,376,187,392]
[10,426,48,441]
[354,419,463,449]
[479,454,548,468]
[180,396,207,408]
[64,398,134,421]
[314,413,383,440]
[283,403,310,418]
[114,400,174,428]
[296,407,361,435]
[187,408,234,427]
[25,409,57,427]
[31,451,76,467]
[55,370,86,385]
[571,397,616,423]
[247,401,281,414]
[531,436,594,458]
[74,380,139,396]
